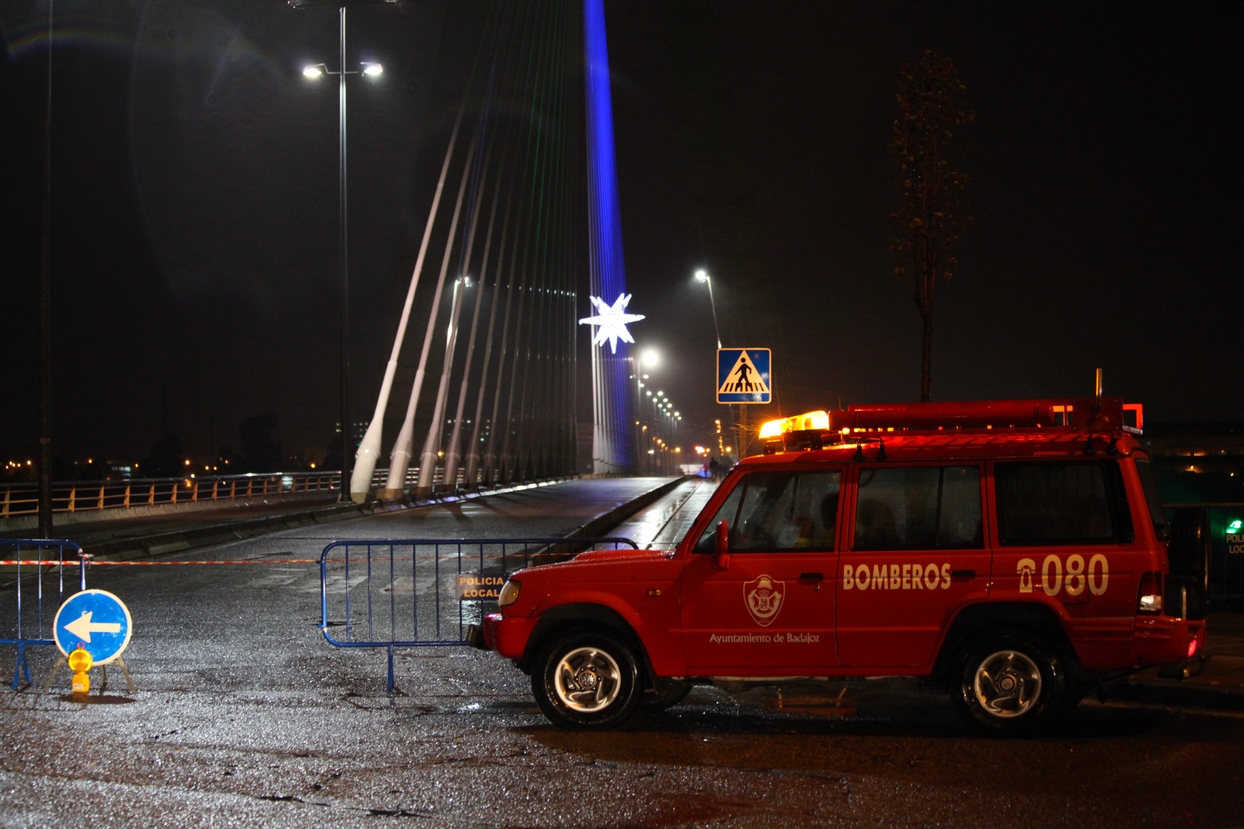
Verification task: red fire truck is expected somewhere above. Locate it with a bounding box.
[476,398,1208,734]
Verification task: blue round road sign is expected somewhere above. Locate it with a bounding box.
[53,589,133,665]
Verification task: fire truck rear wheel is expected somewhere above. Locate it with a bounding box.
[952,631,1065,735]
[532,629,640,730]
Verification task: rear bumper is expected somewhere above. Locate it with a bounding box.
[1134,616,1206,677]
[1158,651,1209,680]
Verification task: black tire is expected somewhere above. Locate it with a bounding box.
[951,631,1066,735]
[532,629,641,730]
[1060,676,1093,713]
[641,678,692,711]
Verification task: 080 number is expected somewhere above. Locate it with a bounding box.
[1017,554,1108,597]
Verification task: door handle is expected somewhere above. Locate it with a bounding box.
[800,572,824,582]
[950,569,976,582]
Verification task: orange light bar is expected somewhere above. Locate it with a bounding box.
[760,410,830,441]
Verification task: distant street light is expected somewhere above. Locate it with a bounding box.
[694,269,722,349]
[625,346,682,475]
[291,0,390,502]
[698,268,740,459]
[627,348,660,473]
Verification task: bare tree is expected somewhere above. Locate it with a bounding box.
[890,50,973,402]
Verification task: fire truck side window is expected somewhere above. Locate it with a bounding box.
[996,461,1135,545]
[852,466,983,551]
[693,471,841,552]
[692,486,743,552]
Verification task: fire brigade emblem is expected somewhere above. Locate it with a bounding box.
[744,575,785,627]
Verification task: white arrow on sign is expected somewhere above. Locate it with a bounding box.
[63,610,122,643]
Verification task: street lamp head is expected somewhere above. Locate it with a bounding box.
[694,269,709,282]
[361,61,383,77]
[641,349,659,368]
[303,63,327,79]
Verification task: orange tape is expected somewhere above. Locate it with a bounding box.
[0,558,318,566]
[0,560,76,566]
[84,559,321,565]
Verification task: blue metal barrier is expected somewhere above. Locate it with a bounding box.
[1,539,88,689]
[319,537,638,691]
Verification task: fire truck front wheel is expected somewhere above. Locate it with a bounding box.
[532,628,641,730]
[642,678,693,710]
[952,631,1066,735]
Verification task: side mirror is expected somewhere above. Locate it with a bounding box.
[713,520,730,570]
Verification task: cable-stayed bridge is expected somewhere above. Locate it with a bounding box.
[344,0,642,502]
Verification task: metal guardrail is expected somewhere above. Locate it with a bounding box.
[319,537,639,691]
[1,469,579,523]
[0,471,342,519]
[1,539,89,689]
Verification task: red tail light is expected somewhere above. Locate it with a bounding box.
[1137,571,1163,615]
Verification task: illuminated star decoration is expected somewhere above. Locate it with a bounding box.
[578,293,645,354]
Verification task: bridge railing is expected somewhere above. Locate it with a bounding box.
[0,471,343,520]
[1,467,576,524]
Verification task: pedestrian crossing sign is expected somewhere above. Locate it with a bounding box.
[717,348,772,404]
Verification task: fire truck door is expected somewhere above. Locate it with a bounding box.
[836,464,991,668]
[679,469,840,675]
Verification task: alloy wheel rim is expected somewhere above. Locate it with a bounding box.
[553,646,622,712]
[972,649,1042,718]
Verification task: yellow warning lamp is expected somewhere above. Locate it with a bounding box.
[68,646,93,695]
[759,410,831,441]
[757,418,785,441]
[759,410,834,454]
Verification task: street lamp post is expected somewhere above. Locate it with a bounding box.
[694,269,722,350]
[293,0,388,502]
[697,268,742,460]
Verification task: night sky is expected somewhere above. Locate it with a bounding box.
[2,1,1240,470]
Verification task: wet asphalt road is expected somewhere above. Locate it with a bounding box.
[3,479,1243,828]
